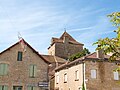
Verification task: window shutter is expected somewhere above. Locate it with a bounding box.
[4,86,8,90]
[0,85,2,90]
[114,71,119,80]
[0,64,3,75]
[27,86,31,90]
[33,65,37,77]
[30,65,34,77]
[4,64,8,75]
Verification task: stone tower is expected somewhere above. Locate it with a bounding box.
[48,31,84,59]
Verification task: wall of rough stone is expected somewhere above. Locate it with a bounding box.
[85,60,120,90]
[0,43,49,90]
[49,42,83,59]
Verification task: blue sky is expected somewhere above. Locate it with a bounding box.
[0,0,120,54]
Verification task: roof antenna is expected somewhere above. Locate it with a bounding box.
[18,32,23,40]
[64,28,66,32]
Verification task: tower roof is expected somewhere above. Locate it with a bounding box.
[48,31,84,49]
[60,31,76,41]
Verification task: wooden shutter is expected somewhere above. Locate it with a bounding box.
[27,86,31,90]
[33,65,37,77]
[29,65,37,77]
[4,86,8,90]
[30,65,33,77]
[0,85,2,90]
[4,64,8,75]
[0,64,3,75]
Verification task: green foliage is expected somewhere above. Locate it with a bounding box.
[69,48,90,61]
[93,12,120,60]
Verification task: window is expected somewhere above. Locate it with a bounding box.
[27,86,36,90]
[17,51,23,61]
[56,75,59,84]
[64,73,67,83]
[113,71,119,80]
[29,65,37,78]
[13,86,22,90]
[0,64,8,75]
[75,70,79,81]
[0,85,8,90]
[91,69,97,79]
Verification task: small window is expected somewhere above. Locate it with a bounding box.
[56,75,59,84]
[75,70,79,81]
[17,51,23,61]
[113,71,119,80]
[0,85,8,90]
[13,86,22,90]
[91,69,97,79]
[64,73,67,83]
[29,65,37,78]
[0,64,8,75]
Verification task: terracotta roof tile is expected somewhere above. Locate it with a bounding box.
[41,55,66,63]
[50,31,84,47]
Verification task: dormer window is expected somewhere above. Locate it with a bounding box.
[17,51,23,61]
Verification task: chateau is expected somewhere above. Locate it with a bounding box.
[0,31,120,90]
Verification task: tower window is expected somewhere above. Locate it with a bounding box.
[17,51,23,61]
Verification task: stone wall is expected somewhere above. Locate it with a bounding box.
[49,42,83,59]
[0,43,49,90]
[85,60,120,90]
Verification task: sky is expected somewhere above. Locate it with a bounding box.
[0,0,120,54]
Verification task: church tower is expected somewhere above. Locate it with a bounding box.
[48,31,84,59]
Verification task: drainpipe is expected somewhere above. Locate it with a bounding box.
[82,61,85,90]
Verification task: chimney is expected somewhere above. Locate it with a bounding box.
[96,49,104,58]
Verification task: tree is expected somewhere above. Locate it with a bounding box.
[93,12,120,60]
[69,48,90,61]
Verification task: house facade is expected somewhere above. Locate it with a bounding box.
[0,40,50,90]
[55,51,120,90]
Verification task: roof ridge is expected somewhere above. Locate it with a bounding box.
[0,39,50,64]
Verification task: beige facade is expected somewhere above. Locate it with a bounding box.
[55,63,84,90]
[55,52,120,90]
[0,40,49,90]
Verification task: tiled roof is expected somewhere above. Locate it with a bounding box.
[55,52,111,71]
[49,31,83,48]
[41,55,66,63]
[0,39,50,64]
[60,31,76,41]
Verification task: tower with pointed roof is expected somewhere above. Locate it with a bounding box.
[48,31,84,59]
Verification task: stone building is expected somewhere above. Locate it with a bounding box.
[0,39,50,90]
[48,31,84,59]
[55,51,120,90]
[0,39,67,90]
